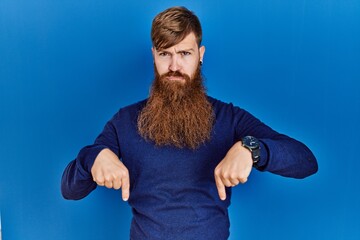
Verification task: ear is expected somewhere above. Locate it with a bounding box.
[199,46,205,62]
[151,47,155,59]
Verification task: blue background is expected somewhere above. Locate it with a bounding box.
[1,0,359,239]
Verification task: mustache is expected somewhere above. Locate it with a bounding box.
[161,71,190,80]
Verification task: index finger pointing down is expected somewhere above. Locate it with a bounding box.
[215,174,226,201]
[121,175,130,201]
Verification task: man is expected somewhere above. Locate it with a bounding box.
[61,6,318,239]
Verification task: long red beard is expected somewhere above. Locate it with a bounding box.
[137,65,214,149]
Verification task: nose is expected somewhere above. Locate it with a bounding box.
[169,55,181,72]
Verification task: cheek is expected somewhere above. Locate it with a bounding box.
[154,60,168,75]
[184,61,199,77]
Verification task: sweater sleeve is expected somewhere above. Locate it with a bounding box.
[61,113,121,200]
[232,105,318,179]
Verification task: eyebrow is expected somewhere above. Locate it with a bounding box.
[175,48,195,53]
[158,48,195,54]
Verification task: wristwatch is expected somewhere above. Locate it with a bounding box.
[241,136,261,167]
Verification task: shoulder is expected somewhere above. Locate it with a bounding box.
[207,95,259,123]
[119,99,147,113]
[207,96,245,114]
[110,99,147,123]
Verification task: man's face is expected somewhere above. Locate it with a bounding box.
[152,32,205,82]
[138,33,212,149]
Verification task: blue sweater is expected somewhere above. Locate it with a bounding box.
[61,97,318,239]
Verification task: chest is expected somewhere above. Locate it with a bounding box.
[117,118,234,183]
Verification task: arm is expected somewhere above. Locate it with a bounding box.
[61,113,129,200]
[61,144,105,200]
[234,108,318,178]
[214,105,318,200]
[256,134,318,178]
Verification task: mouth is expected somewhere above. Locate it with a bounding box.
[166,76,185,81]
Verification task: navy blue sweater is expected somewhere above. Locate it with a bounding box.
[61,97,318,239]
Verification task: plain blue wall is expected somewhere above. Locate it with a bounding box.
[1,0,359,239]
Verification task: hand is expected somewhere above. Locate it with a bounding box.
[214,141,253,201]
[91,148,130,201]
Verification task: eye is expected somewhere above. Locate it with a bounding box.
[159,52,170,57]
[180,51,191,56]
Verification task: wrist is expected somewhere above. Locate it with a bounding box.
[241,136,261,167]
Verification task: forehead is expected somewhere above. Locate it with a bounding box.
[157,32,198,51]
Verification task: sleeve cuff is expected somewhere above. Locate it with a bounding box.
[256,141,269,170]
[77,145,108,175]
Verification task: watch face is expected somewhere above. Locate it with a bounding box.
[243,136,259,149]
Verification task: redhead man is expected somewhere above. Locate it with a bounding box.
[61,6,318,239]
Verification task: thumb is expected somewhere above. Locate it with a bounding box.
[215,175,226,201]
